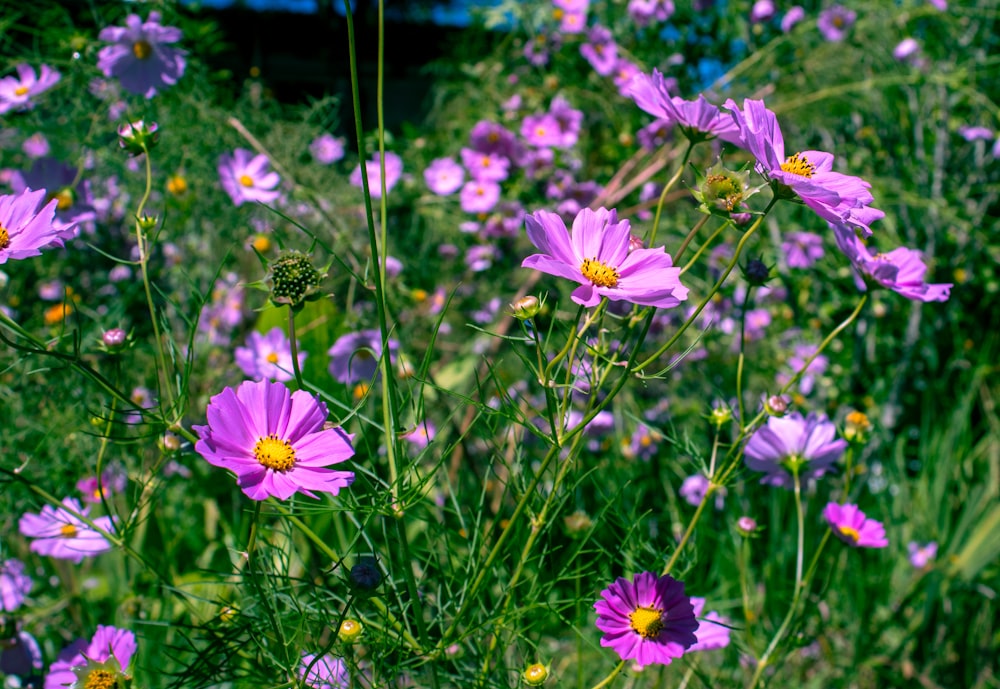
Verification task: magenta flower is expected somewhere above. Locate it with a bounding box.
[628,0,675,27]
[235,327,305,383]
[824,503,888,548]
[350,151,403,198]
[328,330,399,384]
[76,468,127,504]
[724,98,882,236]
[893,38,921,62]
[688,597,731,652]
[0,64,61,114]
[908,541,938,568]
[522,207,688,309]
[460,147,510,182]
[744,412,846,489]
[629,70,743,145]
[468,121,522,162]
[0,559,32,612]
[10,158,97,234]
[97,11,186,98]
[300,652,349,689]
[460,180,501,214]
[521,112,564,148]
[594,571,699,667]
[193,379,355,501]
[218,149,282,207]
[781,6,806,32]
[750,0,775,23]
[0,188,75,264]
[830,222,952,302]
[309,133,345,164]
[580,25,618,76]
[612,59,642,97]
[782,230,825,268]
[45,626,135,689]
[817,5,857,42]
[18,497,115,563]
[424,157,465,195]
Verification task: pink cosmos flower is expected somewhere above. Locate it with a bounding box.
[688,597,731,652]
[97,11,187,98]
[0,188,75,264]
[0,64,61,114]
[750,0,776,23]
[521,112,564,148]
[328,330,399,384]
[218,149,282,207]
[628,0,675,27]
[724,98,882,236]
[782,230,825,268]
[781,6,806,32]
[522,206,688,309]
[45,626,135,689]
[630,70,743,145]
[460,180,501,214]
[817,5,857,42]
[76,468,128,504]
[193,379,355,501]
[580,25,618,76]
[350,151,404,198]
[594,571,699,667]
[10,158,97,235]
[908,541,938,568]
[424,157,465,195]
[18,497,115,563]
[823,503,888,548]
[0,559,32,612]
[235,327,305,383]
[612,59,642,97]
[744,412,847,489]
[309,133,345,164]
[830,222,952,302]
[299,652,349,689]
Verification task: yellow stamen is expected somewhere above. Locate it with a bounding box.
[53,188,74,211]
[84,669,117,689]
[253,434,295,471]
[60,523,78,538]
[781,152,816,178]
[265,352,279,364]
[628,606,665,639]
[837,525,861,543]
[166,175,188,195]
[353,382,370,401]
[14,85,29,97]
[132,40,153,60]
[580,257,620,288]
[238,174,255,188]
[0,224,9,251]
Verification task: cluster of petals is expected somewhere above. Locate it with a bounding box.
[743,411,847,489]
[218,148,282,206]
[522,206,688,309]
[299,652,350,689]
[817,5,857,43]
[688,597,732,652]
[0,64,61,114]
[0,558,32,612]
[830,222,952,302]
[593,571,699,667]
[97,11,187,98]
[350,151,404,198]
[0,187,75,264]
[823,502,889,548]
[18,497,115,563]
[724,98,883,237]
[629,69,743,145]
[45,625,136,689]
[328,329,398,384]
[235,327,305,382]
[193,379,355,501]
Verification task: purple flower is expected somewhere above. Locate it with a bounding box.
[893,38,921,62]
[193,379,355,501]
[468,121,522,161]
[235,327,305,383]
[328,329,398,384]
[465,244,498,272]
[460,180,501,214]
[629,70,743,145]
[781,6,806,32]
[688,597,731,652]
[927,0,947,10]
[612,59,642,97]
[424,157,465,195]
[44,626,135,689]
[350,151,403,198]
[97,11,186,98]
[76,468,127,504]
[18,497,115,562]
[550,95,584,148]
[824,503,888,548]
[580,25,618,76]
[628,0,675,26]
[0,559,32,612]
[522,207,689,309]
[521,112,564,148]
[594,572,699,667]
[908,541,938,568]
[218,149,282,207]
[830,222,952,302]
[10,158,97,234]
[22,133,51,158]
[553,0,588,34]
[0,64,61,113]
[679,474,726,509]
[817,5,857,42]
[300,653,349,689]
[0,631,43,678]
[744,412,846,488]
[0,187,74,264]
[782,230,825,268]
[309,133,345,164]
[724,98,882,236]
[750,0,776,24]
[958,125,993,142]
[460,147,510,182]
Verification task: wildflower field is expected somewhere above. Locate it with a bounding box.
[2,0,999,687]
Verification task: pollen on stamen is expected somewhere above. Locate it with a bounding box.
[132,40,153,60]
[0,225,10,251]
[837,525,861,543]
[14,85,29,97]
[265,352,280,365]
[253,434,296,471]
[84,669,117,689]
[628,605,665,639]
[580,257,620,289]
[60,523,78,538]
[781,153,816,178]
[238,174,255,188]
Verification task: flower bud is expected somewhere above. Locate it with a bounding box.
[349,556,382,592]
[694,161,758,214]
[742,257,772,286]
[137,213,158,231]
[563,510,593,537]
[737,516,759,536]
[102,327,128,352]
[268,250,326,309]
[338,618,363,643]
[523,663,549,686]
[708,402,733,429]
[763,394,790,417]
[510,295,541,320]
[844,410,872,443]
[118,119,159,155]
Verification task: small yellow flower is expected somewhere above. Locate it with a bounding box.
[44,303,73,325]
[166,175,188,196]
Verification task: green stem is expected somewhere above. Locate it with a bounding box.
[287,307,304,390]
[589,661,626,689]
[672,214,711,266]
[647,140,695,248]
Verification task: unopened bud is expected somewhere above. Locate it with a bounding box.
[510,295,541,320]
[763,394,789,417]
[742,257,772,286]
[102,327,127,352]
[523,663,549,686]
[338,618,363,643]
[118,119,159,155]
[563,509,593,537]
[137,213,158,231]
[737,516,758,536]
[349,556,382,592]
[709,403,733,428]
[269,250,326,308]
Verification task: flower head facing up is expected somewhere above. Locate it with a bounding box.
[235,327,305,383]
[97,11,186,98]
[44,625,135,689]
[824,503,888,548]
[18,497,115,563]
[218,149,282,207]
[744,412,847,489]
[193,379,355,501]
[0,64,61,113]
[309,133,346,165]
[594,571,699,667]
[0,558,32,612]
[522,207,688,309]
[299,652,349,689]
[817,5,857,42]
[0,188,75,264]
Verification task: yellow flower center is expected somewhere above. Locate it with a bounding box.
[167,175,188,195]
[85,669,117,689]
[52,188,74,211]
[14,85,29,96]
[60,523,78,538]
[353,382,370,401]
[837,525,861,543]
[628,606,665,639]
[253,434,296,471]
[781,153,816,178]
[265,352,279,364]
[132,40,153,60]
[580,257,620,289]
[833,16,845,28]
[238,174,255,188]
[44,303,73,325]
[0,224,9,251]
